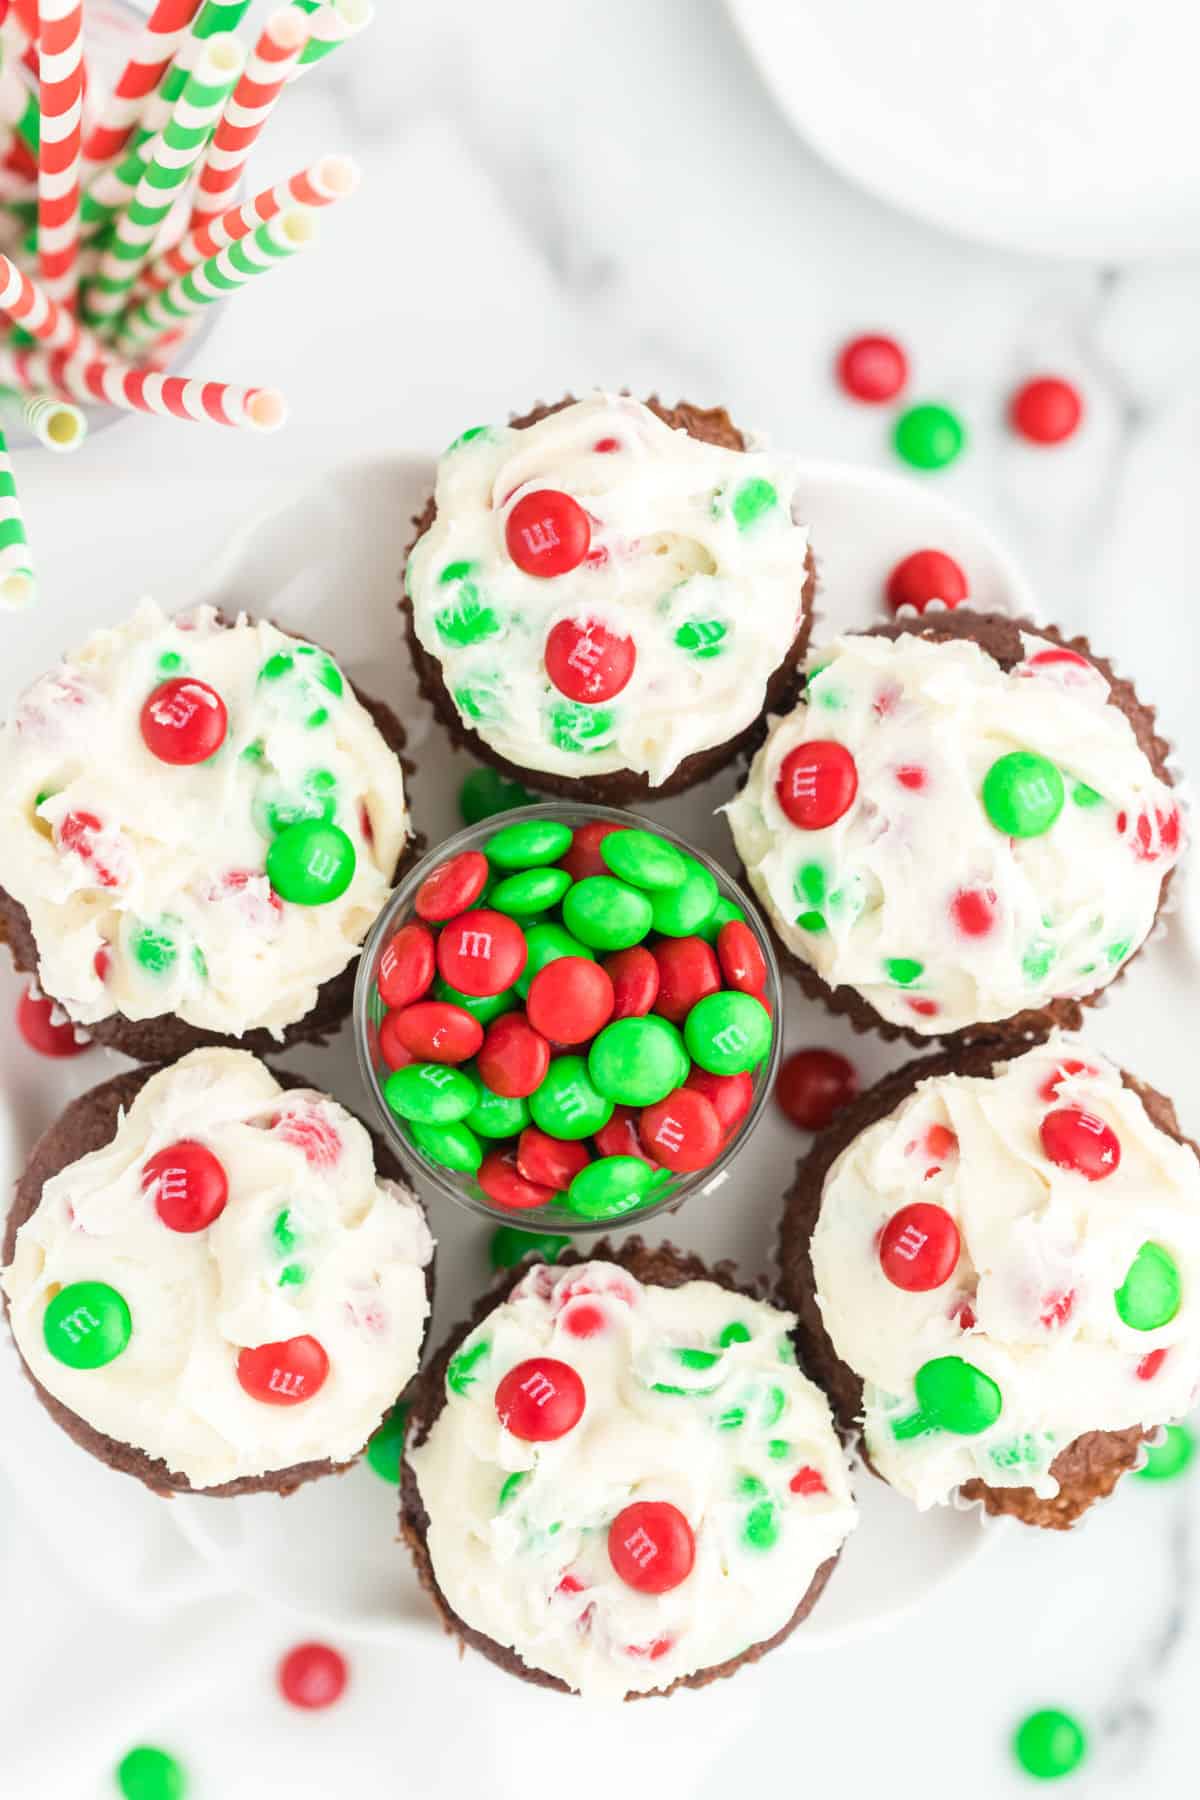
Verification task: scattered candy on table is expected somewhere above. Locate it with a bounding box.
[884,547,969,614]
[835,331,908,403]
[1136,1422,1194,1481]
[15,980,92,1055]
[893,402,966,471]
[364,1399,408,1482]
[277,1641,349,1710]
[371,813,776,1220]
[1009,375,1083,445]
[1012,1708,1087,1781]
[775,1047,858,1132]
[115,1744,188,1800]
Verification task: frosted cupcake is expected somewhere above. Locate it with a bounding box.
[727,611,1182,1045]
[779,1035,1200,1528]
[2,1049,434,1496]
[401,1241,856,1698]
[402,394,815,802]
[0,602,415,1060]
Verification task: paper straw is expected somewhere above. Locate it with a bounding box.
[0,248,99,351]
[81,0,203,166]
[0,342,287,431]
[139,151,356,291]
[36,0,85,306]
[83,34,244,327]
[0,382,86,449]
[115,207,315,352]
[81,0,251,230]
[0,425,35,609]
[290,0,373,71]
[187,7,307,230]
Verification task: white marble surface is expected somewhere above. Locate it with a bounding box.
[2,2,1199,1795]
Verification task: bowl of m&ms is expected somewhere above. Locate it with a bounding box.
[354,805,782,1229]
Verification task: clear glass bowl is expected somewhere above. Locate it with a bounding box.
[353,803,783,1234]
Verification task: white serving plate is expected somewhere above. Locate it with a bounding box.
[3,448,1187,1661]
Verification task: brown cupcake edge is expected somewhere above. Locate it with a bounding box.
[776,1039,1195,1529]
[734,607,1178,1052]
[399,1235,843,1698]
[3,1061,435,1500]
[398,394,817,806]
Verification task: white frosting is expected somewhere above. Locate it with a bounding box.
[0,602,410,1037]
[409,1259,856,1699]
[727,630,1183,1035]
[406,394,811,786]
[810,1035,1200,1508]
[2,1050,434,1489]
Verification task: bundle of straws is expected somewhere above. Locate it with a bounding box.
[0,0,371,609]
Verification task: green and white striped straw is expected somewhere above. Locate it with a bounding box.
[0,385,87,452]
[82,0,252,233]
[291,0,373,71]
[115,207,316,353]
[0,428,35,610]
[83,36,245,329]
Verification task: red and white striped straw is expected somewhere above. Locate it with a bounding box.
[0,249,98,353]
[37,0,85,307]
[187,7,308,231]
[0,342,287,430]
[81,0,203,167]
[139,152,358,292]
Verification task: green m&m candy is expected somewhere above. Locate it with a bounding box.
[258,644,344,727]
[698,897,746,944]
[466,1077,531,1139]
[44,1280,131,1369]
[434,561,502,647]
[684,991,771,1076]
[588,1017,688,1107]
[459,767,535,824]
[489,1226,571,1270]
[384,1061,476,1125]
[447,1336,490,1394]
[529,1055,614,1140]
[487,817,573,868]
[908,1355,1003,1436]
[1136,1423,1194,1482]
[433,976,516,1026]
[730,477,778,529]
[1114,1240,1181,1331]
[567,1155,660,1221]
[365,1401,409,1483]
[266,820,356,905]
[515,922,595,998]
[131,921,178,976]
[562,875,653,951]
[411,1118,483,1174]
[675,618,728,659]
[260,767,337,836]
[490,866,572,916]
[117,1745,187,1800]
[599,829,688,892]
[649,855,719,937]
[1012,1708,1086,1781]
[548,700,616,753]
[893,403,965,471]
[982,752,1065,838]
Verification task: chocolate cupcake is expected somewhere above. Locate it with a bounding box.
[0,602,417,1061]
[778,1034,1200,1528]
[2,1049,434,1497]
[726,610,1182,1046]
[401,1239,856,1698]
[401,393,816,803]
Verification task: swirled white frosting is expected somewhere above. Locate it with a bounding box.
[0,602,410,1037]
[2,1050,434,1488]
[405,394,811,786]
[726,629,1182,1035]
[408,1259,856,1699]
[810,1036,1200,1509]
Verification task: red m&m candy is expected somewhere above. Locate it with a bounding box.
[651,937,721,1023]
[545,617,636,704]
[776,741,857,830]
[414,850,489,923]
[478,1013,551,1096]
[495,1356,586,1439]
[278,1642,348,1711]
[142,1140,228,1233]
[516,1127,589,1192]
[377,921,436,1009]
[237,1334,329,1405]
[879,1202,961,1291]
[506,490,591,577]
[1010,376,1083,446]
[776,1048,858,1132]
[1040,1107,1121,1180]
[379,1013,418,1070]
[604,945,659,1018]
[559,820,618,882]
[684,1067,753,1135]
[594,1105,655,1163]
[16,987,90,1058]
[139,678,227,765]
[273,1108,341,1168]
[950,886,998,938]
[885,549,968,615]
[386,1000,483,1064]
[1037,1058,1095,1103]
[526,957,615,1045]
[836,334,908,404]
[437,909,527,996]
[716,920,766,995]
[608,1500,695,1594]
[58,809,120,886]
[478,1150,557,1211]
[639,1086,722,1173]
